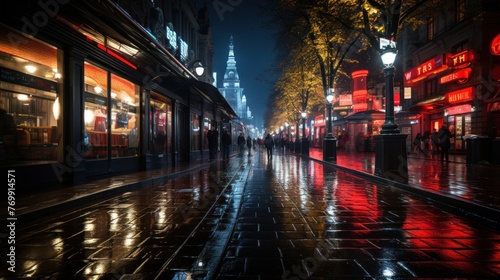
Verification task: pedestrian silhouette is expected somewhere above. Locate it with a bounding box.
[438,125,452,162]
[264,133,274,160]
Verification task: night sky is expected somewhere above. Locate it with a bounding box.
[196,0,277,130]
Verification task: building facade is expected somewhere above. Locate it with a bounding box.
[0,0,239,189]
[400,0,500,153]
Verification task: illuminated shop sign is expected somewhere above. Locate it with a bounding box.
[351,70,368,113]
[166,25,178,50]
[404,87,412,99]
[314,115,325,127]
[97,44,137,70]
[446,87,473,104]
[404,55,446,84]
[439,68,471,84]
[393,87,400,106]
[446,50,475,68]
[491,33,500,56]
[446,104,471,115]
[333,105,353,111]
[179,37,188,61]
[339,94,353,106]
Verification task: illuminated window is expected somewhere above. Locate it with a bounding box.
[0,26,62,164]
[150,92,172,155]
[191,113,201,151]
[83,62,140,159]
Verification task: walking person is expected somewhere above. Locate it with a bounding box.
[246,135,252,156]
[413,133,422,153]
[207,126,218,160]
[221,129,231,161]
[438,125,452,163]
[264,133,274,160]
[423,131,431,155]
[237,133,245,156]
[431,128,440,155]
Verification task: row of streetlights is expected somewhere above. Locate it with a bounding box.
[270,39,407,182]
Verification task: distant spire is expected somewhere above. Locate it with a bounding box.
[227,35,236,67]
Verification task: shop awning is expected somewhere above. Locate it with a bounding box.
[395,111,421,125]
[395,111,421,119]
[332,118,348,126]
[409,95,448,112]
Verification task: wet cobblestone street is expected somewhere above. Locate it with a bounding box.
[2,150,500,279]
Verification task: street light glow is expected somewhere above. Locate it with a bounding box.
[381,50,397,67]
[326,88,334,103]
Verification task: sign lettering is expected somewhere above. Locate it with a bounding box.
[447,50,475,68]
[404,55,445,83]
[491,33,500,56]
[446,87,473,104]
[439,68,471,84]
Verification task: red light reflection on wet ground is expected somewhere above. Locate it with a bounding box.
[308,148,500,210]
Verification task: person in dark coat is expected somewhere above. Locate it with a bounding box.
[413,133,422,153]
[431,129,440,154]
[264,133,274,160]
[246,135,252,155]
[237,133,245,156]
[221,129,231,160]
[438,125,452,162]
[207,126,218,160]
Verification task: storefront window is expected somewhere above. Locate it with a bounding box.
[0,26,62,164]
[191,113,201,151]
[110,74,139,157]
[150,93,172,155]
[83,63,140,159]
[203,118,211,150]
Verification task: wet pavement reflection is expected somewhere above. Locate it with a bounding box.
[309,148,500,211]
[2,149,499,279]
[217,150,500,278]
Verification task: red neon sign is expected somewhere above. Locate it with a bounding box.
[439,68,472,84]
[97,43,137,70]
[446,87,473,104]
[351,70,368,113]
[491,34,500,56]
[314,115,325,127]
[404,55,446,84]
[446,50,475,68]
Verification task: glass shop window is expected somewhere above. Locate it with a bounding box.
[0,26,62,164]
[83,62,140,159]
[150,92,172,155]
[191,113,201,151]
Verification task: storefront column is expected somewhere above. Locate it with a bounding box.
[63,48,87,184]
[142,90,151,170]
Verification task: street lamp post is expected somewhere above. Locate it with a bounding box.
[374,39,408,182]
[323,88,337,161]
[285,122,291,151]
[301,111,309,155]
[280,125,284,152]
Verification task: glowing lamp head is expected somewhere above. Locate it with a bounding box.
[326,88,334,103]
[193,61,204,76]
[381,49,397,67]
